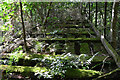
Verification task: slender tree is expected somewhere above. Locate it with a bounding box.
[110,1,119,49]
[95,2,97,28]
[89,2,90,20]
[20,2,28,53]
[104,2,107,38]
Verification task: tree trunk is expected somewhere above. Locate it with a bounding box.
[20,2,28,53]
[89,2,90,20]
[95,2,97,28]
[110,1,119,49]
[43,2,52,37]
[104,2,107,38]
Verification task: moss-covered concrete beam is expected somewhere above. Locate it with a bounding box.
[101,37,120,67]
[66,69,101,79]
[0,65,47,73]
[0,53,113,63]
[66,19,83,22]
[88,20,120,67]
[38,38,101,43]
[56,24,90,28]
[32,31,95,36]
[65,19,88,24]
[0,65,101,78]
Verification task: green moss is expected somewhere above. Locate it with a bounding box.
[102,38,120,67]
[65,69,101,78]
[38,38,100,42]
[60,24,90,27]
[0,65,101,78]
[89,56,109,62]
[47,31,95,35]
[0,65,47,73]
[28,54,107,62]
[95,67,120,79]
[1,53,110,63]
[80,43,90,54]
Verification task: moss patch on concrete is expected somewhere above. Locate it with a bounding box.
[80,43,90,54]
[0,65,101,79]
[0,65,47,73]
[65,69,101,78]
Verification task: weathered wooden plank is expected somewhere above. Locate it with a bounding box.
[37,38,100,43]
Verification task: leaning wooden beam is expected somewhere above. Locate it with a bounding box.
[0,65,101,79]
[88,20,120,67]
[37,38,101,42]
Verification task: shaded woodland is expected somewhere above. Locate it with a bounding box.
[0,1,120,80]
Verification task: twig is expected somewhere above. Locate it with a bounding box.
[100,56,109,72]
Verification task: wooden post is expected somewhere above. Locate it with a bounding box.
[95,2,97,28]
[104,2,107,38]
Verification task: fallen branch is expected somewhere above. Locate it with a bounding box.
[94,67,120,80]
